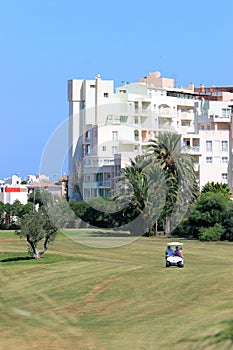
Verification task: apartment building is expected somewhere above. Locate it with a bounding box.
[194,89,233,189]
[68,72,233,201]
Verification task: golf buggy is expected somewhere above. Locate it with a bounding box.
[165,242,184,268]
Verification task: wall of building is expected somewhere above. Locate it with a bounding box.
[198,130,231,189]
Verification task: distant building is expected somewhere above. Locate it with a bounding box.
[4,174,21,185]
[0,185,28,204]
[25,174,38,184]
[27,180,62,197]
[57,175,68,198]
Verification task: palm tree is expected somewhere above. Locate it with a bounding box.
[114,155,167,235]
[147,132,198,234]
[113,155,148,234]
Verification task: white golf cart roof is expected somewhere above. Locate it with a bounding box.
[167,242,183,246]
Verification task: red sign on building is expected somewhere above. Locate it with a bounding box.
[5,187,21,192]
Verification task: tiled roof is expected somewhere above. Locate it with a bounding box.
[27,181,61,189]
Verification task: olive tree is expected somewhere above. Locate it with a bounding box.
[17,209,57,259]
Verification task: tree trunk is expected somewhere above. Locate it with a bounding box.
[39,235,49,255]
[152,220,158,236]
[165,217,170,235]
[26,234,40,258]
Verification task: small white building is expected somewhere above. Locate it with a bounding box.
[0,185,28,205]
[4,174,21,185]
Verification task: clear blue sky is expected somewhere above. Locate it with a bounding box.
[1,0,232,179]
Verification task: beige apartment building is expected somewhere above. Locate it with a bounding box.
[68,72,233,201]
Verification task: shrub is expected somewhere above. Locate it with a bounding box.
[198,223,224,242]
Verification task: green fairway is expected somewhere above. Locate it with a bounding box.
[1,230,233,350]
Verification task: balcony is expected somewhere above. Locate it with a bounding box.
[156,111,174,119]
[180,112,194,120]
[209,114,231,123]
[97,180,112,188]
[183,146,201,155]
[158,124,176,132]
[180,126,195,133]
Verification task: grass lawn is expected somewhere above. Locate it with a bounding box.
[1,229,233,350]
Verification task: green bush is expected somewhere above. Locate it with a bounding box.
[198,223,224,241]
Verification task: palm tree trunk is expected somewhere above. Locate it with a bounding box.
[152,220,158,236]
[165,217,170,235]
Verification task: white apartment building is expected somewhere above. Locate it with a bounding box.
[68,72,233,200]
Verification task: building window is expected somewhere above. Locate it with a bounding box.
[222,157,228,163]
[112,131,118,140]
[104,92,109,98]
[222,173,228,180]
[222,108,231,117]
[134,145,139,152]
[206,157,212,163]
[112,146,117,154]
[103,146,106,151]
[84,189,90,199]
[181,121,191,126]
[92,189,97,197]
[206,141,212,152]
[222,141,228,152]
[134,117,138,124]
[134,130,139,141]
[120,116,127,123]
[85,130,90,139]
[86,144,90,155]
[90,84,95,88]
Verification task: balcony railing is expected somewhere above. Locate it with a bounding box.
[179,112,194,120]
[209,114,231,122]
[156,112,174,119]
[183,146,200,154]
[97,181,112,188]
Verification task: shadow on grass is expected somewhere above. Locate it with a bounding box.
[87,230,133,238]
[0,256,34,263]
[177,318,233,349]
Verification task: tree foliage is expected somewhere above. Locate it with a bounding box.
[201,181,231,200]
[173,192,231,241]
[17,209,57,258]
[147,132,198,233]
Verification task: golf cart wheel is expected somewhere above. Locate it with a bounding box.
[178,262,184,268]
[166,261,170,267]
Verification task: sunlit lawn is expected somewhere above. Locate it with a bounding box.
[1,229,233,350]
